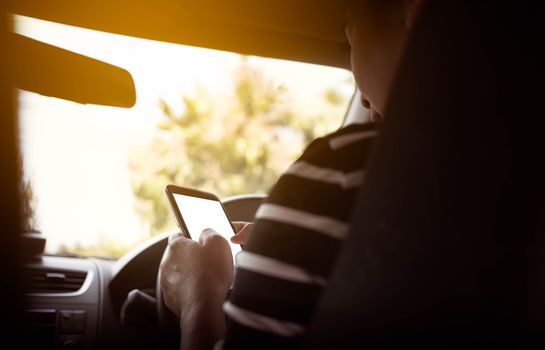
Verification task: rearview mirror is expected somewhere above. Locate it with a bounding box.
[8,33,136,107]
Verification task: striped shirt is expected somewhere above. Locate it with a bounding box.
[221,123,377,349]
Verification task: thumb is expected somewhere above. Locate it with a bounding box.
[230,223,253,244]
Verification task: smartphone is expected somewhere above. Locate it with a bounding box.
[164,184,242,258]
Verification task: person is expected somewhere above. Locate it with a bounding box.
[159,1,425,348]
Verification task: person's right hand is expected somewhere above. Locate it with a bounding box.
[160,229,233,318]
[230,222,254,245]
[159,229,233,349]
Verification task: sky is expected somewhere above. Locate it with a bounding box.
[14,14,354,256]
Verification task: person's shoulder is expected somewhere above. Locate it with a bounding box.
[307,122,377,149]
[326,122,378,139]
[301,122,378,165]
[324,122,378,150]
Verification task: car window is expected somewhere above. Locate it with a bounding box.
[16,15,355,259]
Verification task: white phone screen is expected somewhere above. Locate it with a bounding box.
[173,193,242,258]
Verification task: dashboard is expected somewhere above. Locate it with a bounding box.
[26,256,102,349]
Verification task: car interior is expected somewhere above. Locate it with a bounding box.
[1,0,544,349]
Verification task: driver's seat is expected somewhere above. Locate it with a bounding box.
[304,1,545,348]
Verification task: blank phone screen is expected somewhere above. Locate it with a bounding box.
[173,194,242,258]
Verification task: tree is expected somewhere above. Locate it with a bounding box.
[19,153,37,233]
[130,57,351,237]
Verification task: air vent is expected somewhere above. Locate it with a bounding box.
[25,267,88,294]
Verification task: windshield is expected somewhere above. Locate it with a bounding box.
[16,15,355,259]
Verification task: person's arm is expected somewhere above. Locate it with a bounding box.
[160,229,233,350]
[161,123,377,349]
[179,291,226,349]
[221,124,378,348]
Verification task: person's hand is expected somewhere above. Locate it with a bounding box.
[159,229,233,318]
[231,221,254,245]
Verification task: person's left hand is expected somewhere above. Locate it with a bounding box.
[231,221,254,245]
[159,229,234,318]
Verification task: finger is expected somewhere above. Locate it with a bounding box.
[230,223,254,244]
[168,231,187,245]
[200,229,232,260]
[230,228,247,243]
[167,233,194,248]
[230,234,242,244]
[199,228,221,245]
[167,234,198,258]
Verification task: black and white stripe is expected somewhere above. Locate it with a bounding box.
[328,129,378,150]
[236,251,326,286]
[255,204,349,240]
[284,161,365,189]
[222,123,377,349]
[223,301,306,337]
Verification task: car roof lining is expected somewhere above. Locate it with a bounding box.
[8,0,352,69]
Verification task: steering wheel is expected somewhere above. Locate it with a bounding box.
[155,194,266,336]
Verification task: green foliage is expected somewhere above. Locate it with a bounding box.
[20,178,36,232]
[19,155,37,233]
[30,57,353,260]
[130,57,352,237]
